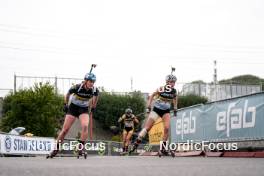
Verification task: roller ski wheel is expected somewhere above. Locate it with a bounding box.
[46,155,54,159]
[46,150,58,159]
[158,150,162,158]
[128,143,138,155]
[158,150,169,157]
[120,151,129,156]
[170,150,176,158]
[158,150,175,158]
[77,151,87,159]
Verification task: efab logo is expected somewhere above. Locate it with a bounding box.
[4,135,12,152]
[176,111,196,140]
[216,100,256,137]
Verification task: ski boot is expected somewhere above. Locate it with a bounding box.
[128,139,141,155]
[76,140,87,159]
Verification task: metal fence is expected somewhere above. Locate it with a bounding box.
[181,83,262,102]
[14,74,83,95]
[0,89,13,98]
[0,97,3,118]
[0,74,262,103]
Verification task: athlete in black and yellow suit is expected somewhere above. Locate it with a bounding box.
[47,73,99,158]
[130,74,178,154]
[118,108,139,152]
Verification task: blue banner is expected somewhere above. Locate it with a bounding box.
[170,92,264,143]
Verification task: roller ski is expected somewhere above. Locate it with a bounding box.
[46,149,58,159]
[77,150,87,159]
[158,149,175,158]
[120,151,129,156]
[76,142,87,159]
[120,146,129,156]
[128,139,140,155]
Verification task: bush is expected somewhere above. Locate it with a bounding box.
[93,91,146,130]
[0,83,64,137]
[178,94,208,109]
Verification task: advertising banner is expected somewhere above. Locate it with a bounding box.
[171,92,264,143]
[0,134,55,155]
[148,118,164,145]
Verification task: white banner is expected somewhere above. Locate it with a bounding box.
[0,134,55,155]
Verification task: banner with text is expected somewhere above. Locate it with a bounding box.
[0,134,55,155]
[170,92,264,143]
[148,118,164,145]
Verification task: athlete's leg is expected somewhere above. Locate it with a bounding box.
[129,112,158,153]
[49,115,76,157]
[125,130,134,152]
[161,113,170,154]
[78,113,89,155]
[138,111,159,141]
[122,130,128,152]
[57,115,76,144]
[79,113,89,141]
[162,113,170,141]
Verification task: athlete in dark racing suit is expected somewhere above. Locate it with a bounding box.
[118,108,139,152]
[47,73,99,158]
[129,74,178,155]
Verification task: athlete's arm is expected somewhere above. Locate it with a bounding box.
[146,89,159,108]
[65,92,71,104]
[91,88,99,108]
[173,96,178,111]
[65,84,79,104]
[173,88,178,111]
[118,115,125,123]
[134,116,139,124]
[91,96,98,108]
[172,94,178,116]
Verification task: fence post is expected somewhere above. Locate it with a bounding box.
[14,74,16,93]
[198,83,201,97]
[230,82,233,98]
[55,76,58,94]
[108,141,111,156]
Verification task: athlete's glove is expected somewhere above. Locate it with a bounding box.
[63,104,68,113]
[146,107,151,113]
[91,107,96,113]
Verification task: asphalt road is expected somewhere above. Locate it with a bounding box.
[0,156,264,176]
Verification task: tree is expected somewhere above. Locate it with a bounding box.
[0,83,64,137]
[219,74,263,86]
[191,80,206,84]
[93,91,146,130]
[93,91,207,128]
[178,94,208,109]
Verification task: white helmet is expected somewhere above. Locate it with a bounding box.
[166,74,177,82]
